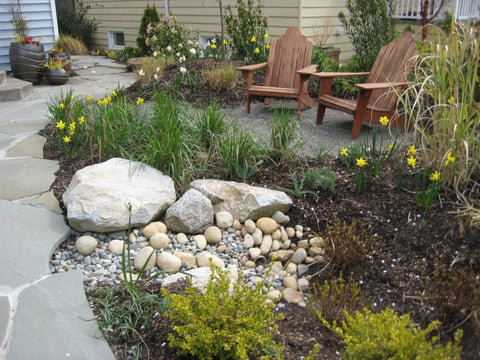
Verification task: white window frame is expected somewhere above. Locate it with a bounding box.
[107,31,126,50]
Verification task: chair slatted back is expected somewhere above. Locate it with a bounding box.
[367,32,418,111]
[264,27,313,90]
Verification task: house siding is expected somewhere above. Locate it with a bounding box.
[0,0,58,72]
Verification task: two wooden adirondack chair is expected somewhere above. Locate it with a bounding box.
[313,32,419,138]
[238,26,317,120]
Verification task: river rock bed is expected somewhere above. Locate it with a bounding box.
[50,212,324,305]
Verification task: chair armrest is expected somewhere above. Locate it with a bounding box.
[356,82,410,91]
[237,62,268,72]
[297,64,318,76]
[312,71,370,79]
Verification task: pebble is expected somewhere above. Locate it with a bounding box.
[157,252,182,272]
[107,239,125,254]
[256,217,278,234]
[244,219,256,233]
[75,235,98,256]
[150,233,171,249]
[215,211,234,229]
[143,221,167,238]
[134,246,156,271]
[193,234,207,250]
[260,235,273,255]
[204,226,222,244]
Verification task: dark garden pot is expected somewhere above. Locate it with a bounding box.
[9,42,45,85]
[45,68,69,85]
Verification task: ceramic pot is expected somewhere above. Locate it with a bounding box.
[46,68,69,85]
[9,42,45,85]
[49,52,72,72]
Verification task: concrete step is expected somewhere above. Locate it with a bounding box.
[0,74,33,102]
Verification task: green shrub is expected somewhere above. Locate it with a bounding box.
[338,0,396,71]
[310,272,364,323]
[116,47,138,63]
[304,167,336,191]
[57,3,98,49]
[136,3,160,56]
[161,265,284,360]
[224,0,270,63]
[325,308,463,359]
[268,109,303,163]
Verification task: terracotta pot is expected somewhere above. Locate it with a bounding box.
[46,68,69,85]
[9,42,45,85]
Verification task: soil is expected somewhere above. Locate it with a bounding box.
[42,58,480,360]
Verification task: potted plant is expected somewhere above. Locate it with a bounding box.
[48,47,72,73]
[44,57,70,85]
[312,21,340,63]
[8,0,45,85]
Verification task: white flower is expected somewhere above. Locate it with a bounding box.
[166,46,172,52]
[138,69,145,77]
[176,52,180,57]
[152,51,158,57]
[178,43,183,48]
[156,67,160,72]
[91,70,96,74]
[153,74,158,80]
[179,66,187,74]
[189,48,196,55]
[179,55,186,62]
[211,38,216,44]
[187,40,193,45]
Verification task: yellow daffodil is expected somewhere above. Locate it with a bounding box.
[78,116,85,124]
[379,116,389,126]
[340,148,348,157]
[63,136,71,143]
[254,47,260,54]
[388,143,394,149]
[223,39,228,45]
[356,157,367,168]
[266,44,271,50]
[112,90,117,97]
[70,95,74,102]
[69,121,76,132]
[250,35,256,42]
[428,88,433,93]
[136,97,144,105]
[447,96,455,104]
[211,43,217,49]
[264,33,269,39]
[59,103,65,110]
[430,171,441,181]
[407,145,417,156]
[86,94,92,102]
[445,151,455,165]
[407,156,416,168]
[56,120,66,130]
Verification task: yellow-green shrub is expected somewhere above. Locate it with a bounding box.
[326,308,463,359]
[161,265,284,360]
[55,34,88,55]
[202,62,240,90]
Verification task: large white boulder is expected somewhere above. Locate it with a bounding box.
[190,179,292,222]
[63,158,176,232]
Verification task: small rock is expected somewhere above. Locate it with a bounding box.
[244,260,255,268]
[150,233,171,249]
[107,239,125,254]
[285,262,297,274]
[272,229,282,241]
[173,251,197,267]
[204,226,222,244]
[271,210,290,225]
[271,239,281,251]
[249,247,262,260]
[283,276,298,290]
[291,248,307,264]
[267,289,282,301]
[260,234,273,255]
[244,219,256,233]
[143,221,167,239]
[232,219,242,230]
[297,264,309,277]
[296,230,303,239]
[297,240,309,249]
[309,236,326,247]
[157,252,182,272]
[282,288,304,305]
[196,251,225,268]
[175,233,189,245]
[297,278,309,292]
[193,234,207,250]
[217,244,227,253]
[285,227,296,238]
[256,217,278,234]
[308,246,324,257]
[75,235,98,256]
[252,228,263,245]
[215,211,234,228]
[134,246,156,271]
[243,234,254,248]
[271,249,294,262]
[281,240,291,249]
[281,229,289,242]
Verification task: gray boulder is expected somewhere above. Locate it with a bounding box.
[164,189,214,233]
[190,179,292,222]
[63,158,176,232]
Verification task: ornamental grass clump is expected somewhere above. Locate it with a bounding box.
[269,109,304,163]
[161,264,284,360]
[202,62,240,90]
[324,308,463,359]
[400,24,480,215]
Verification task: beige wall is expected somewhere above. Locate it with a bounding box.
[86,0,355,61]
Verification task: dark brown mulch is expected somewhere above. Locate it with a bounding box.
[43,58,480,359]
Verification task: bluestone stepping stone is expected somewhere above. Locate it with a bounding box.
[0,158,58,200]
[6,271,115,360]
[6,133,46,158]
[0,296,10,347]
[0,199,70,288]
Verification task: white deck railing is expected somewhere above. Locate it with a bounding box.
[392,0,480,21]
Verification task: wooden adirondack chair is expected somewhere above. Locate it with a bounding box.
[313,32,419,138]
[238,26,318,120]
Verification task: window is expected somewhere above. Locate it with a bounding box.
[108,31,125,49]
